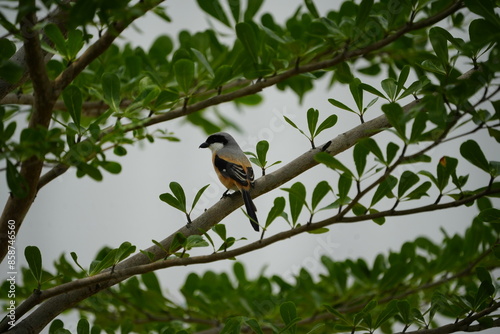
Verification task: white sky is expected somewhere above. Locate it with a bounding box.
[1,0,498,331]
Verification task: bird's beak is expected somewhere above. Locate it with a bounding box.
[199,142,209,149]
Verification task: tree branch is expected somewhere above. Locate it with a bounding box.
[0,2,69,100]
[0,1,57,261]
[397,302,500,334]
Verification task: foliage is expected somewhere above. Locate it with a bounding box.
[1,0,500,333]
[2,216,498,333]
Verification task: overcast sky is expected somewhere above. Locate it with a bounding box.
[1,0,498,331]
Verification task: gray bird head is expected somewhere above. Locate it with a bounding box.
[199,132,238,152]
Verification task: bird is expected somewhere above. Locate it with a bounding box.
[199,132,259,231]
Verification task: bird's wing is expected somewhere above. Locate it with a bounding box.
[214,154,253,187]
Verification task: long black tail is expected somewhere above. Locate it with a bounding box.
[242,190,259,231]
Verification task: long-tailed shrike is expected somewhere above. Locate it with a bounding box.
[199,132,259,231]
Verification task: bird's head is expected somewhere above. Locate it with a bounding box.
[199,132,233,152]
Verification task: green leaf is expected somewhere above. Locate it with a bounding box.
[191,184,210,212]
[360,83,387,100]
[315,152,352,176]
[70,252,86,273]
[283,182,307,226]
[115,242,136,263]
[89,249,118,275]
[196,0,231,27]
[244,318,263,334]
[66,29,84,60]
[308,227,330,234]
[410,110,428,143]
[221,317,243,334]
[191,48,214,77]
[353,143,369,177]
[386,142,400,165]
[280,301,299,333]
[227,0,240,22]
[141,272,162,294]
[328,98,356,113]
[213,224,227,241]
[113,146,127,156]
[0,60,23,84]
[48,319,65,334]
[244,0,264,21]
[0,37,16,60]
[211,65,233,88]
[99,161,122,175]
[284,115,307,138]
[463,0,500,27]
[149,35,173,62]
[477,208,500,224]
[396,65,410,99]
[236,22,259,63]
[436,156,458,191]
[101,73,121,112]
[420,59,446,75]
[381,78,397,101]
[174,59,195,94]
[312,181,331,211]
[356,0,374,28]
[255,140,269,166]
[374,300,398,328]
[307,108,319,138]
[405,181,432,200]
[398,170,420,198]
[62,85,82,129]
[349,79,363,113]
[473,280,495,311]
[25,245,43,284]
[397,300,411,324]
[6,159,29,198]
[159,193,184,212]
[429,27,449,66]
[76,318,90,334]
[476,267,492,283]
[44,24,67,57]
[338,173,352,203]
[77,163,103,181]
[370,175,397,207]
[460,140,491,174]
[358,138,384,163]
[265,196,286,228]
[315,114,338,136]
[382,102,406,139]
[185,235,209,249]
[169,182,187,212]
[169,233,187,254]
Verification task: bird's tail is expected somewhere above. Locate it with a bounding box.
[242,190,259,231]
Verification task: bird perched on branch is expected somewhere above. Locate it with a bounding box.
[199,132,259,231]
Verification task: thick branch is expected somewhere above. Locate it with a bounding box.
[0,3,57,261]
[0,2,69,100]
